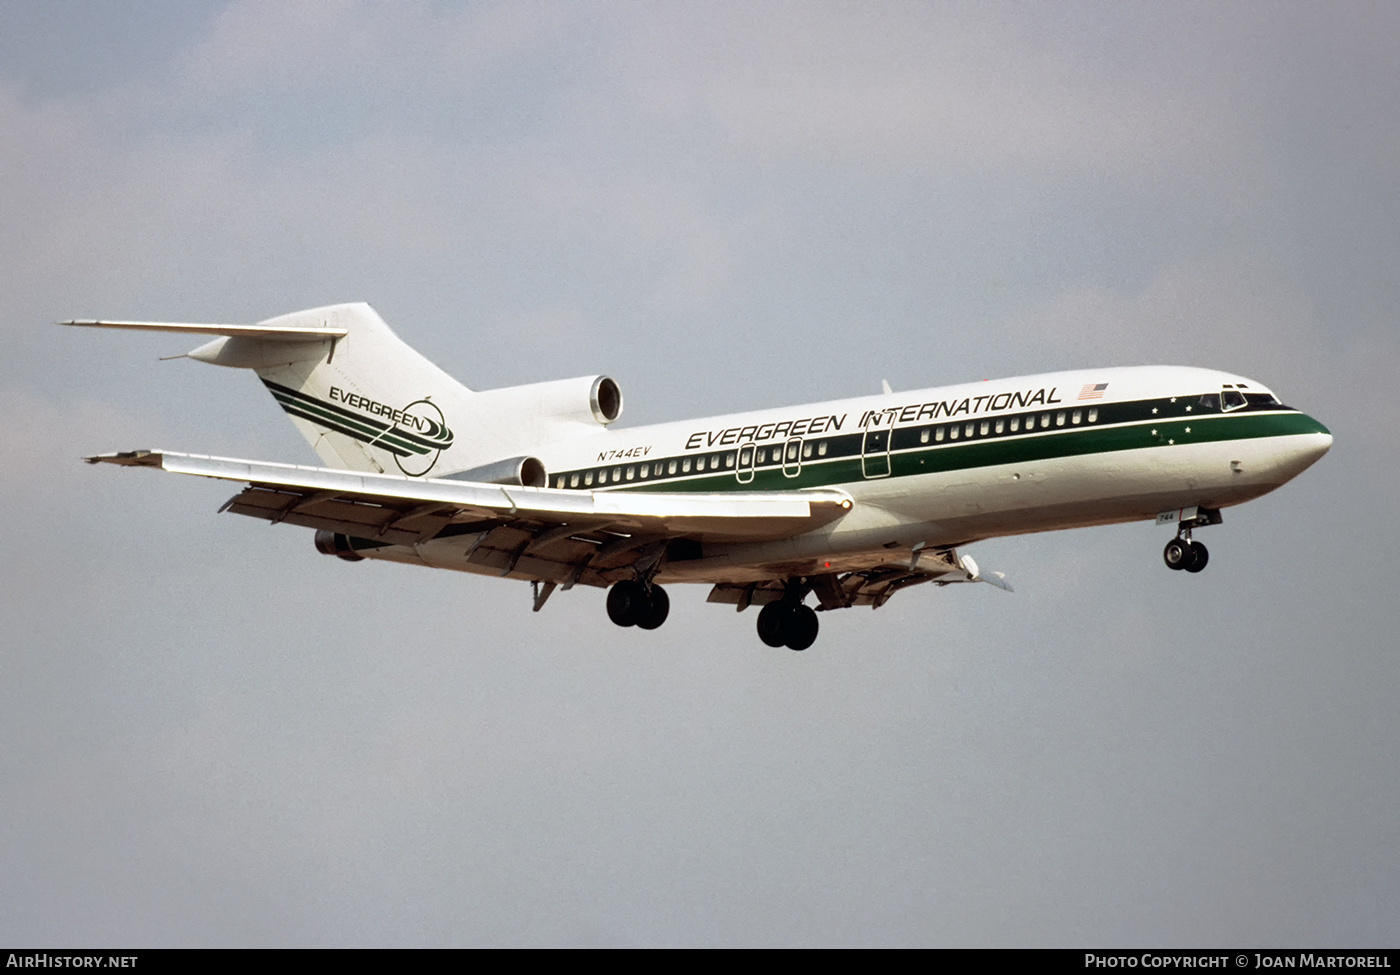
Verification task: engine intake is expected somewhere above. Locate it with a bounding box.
[591,376,622,424]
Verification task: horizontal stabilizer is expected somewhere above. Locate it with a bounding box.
[60,320,347,342]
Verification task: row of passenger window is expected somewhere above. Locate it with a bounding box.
[552,407,1102,489]
[912,407,1099,444]
[556,452,735,489]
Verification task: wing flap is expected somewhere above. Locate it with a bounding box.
[707,549,1012,610]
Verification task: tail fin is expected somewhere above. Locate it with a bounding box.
[186,303,475,476]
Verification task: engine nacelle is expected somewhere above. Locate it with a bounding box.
[443,454,547,487]
[315,530,365,562]
[475,374,623,429]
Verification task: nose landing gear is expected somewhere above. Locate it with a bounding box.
[1163,536,1209,572]
[1158,505,1220,574]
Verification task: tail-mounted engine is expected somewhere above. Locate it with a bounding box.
[475,374,623,429]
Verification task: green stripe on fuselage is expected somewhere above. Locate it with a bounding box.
[607,409,1326,494]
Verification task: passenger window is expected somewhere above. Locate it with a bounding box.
[725,453,736,468]
[640,466,649,479]
[964,423,974,437]
[1025,416,1035,430]
[980,421,990,436]
[802,443,812,459]
[1088,408,1098,422]
[668,460,678,475]
[949,426,960,440]
[585,471,595,486]
[626,466,635,480]
[995,420,1004,434]
[1010,417,1020,432]
[1041,414,1050,427]
[920,428,930,444]
[818,441,828,456]
[570,473,580,488]
[711,454,721,469]
[1056,411,1066,426]
[935,427,945,442]
[682,458,692,473]
[787,443,799,460]
[612,467,622,481]
[1072,410,1081,424]
[740,446,753,466]
[696,456,706,471]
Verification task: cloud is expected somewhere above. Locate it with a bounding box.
[603,2,1248,179]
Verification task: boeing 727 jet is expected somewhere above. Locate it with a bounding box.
[69,303,1332,650]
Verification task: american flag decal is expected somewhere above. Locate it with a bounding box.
[1078,382,1109,400]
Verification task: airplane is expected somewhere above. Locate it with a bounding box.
[67,302,1332,651]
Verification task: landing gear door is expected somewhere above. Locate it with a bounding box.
[862,428,891,478]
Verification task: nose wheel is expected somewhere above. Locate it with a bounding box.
[1163,537,1209,573]
[1159,506,1221,573]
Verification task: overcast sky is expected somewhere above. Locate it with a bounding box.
[2,1,1397,947]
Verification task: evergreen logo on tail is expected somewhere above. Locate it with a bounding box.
[262,379,454,476]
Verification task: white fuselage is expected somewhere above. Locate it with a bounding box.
[387,364,1330,586]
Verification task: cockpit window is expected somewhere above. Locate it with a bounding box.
[1198,393,1220,410]
[1221,387,1247,411]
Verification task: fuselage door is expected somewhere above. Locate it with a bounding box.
[862,428,891,478]
[782,437,803,478]
[737,443,756,484]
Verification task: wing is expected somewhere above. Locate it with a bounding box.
[87,450,855,587]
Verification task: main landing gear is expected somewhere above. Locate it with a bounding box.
[606,579,670,630]
[756,598,819,651]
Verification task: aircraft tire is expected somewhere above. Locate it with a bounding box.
[1163,538,1190,570]
[784,604,819,652]
[756,601,789,647]
[636,585,670,630]
[1185,541,1209,573]
[607,580,643,627]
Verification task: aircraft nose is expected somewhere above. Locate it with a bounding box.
[1274,416,1332,481]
